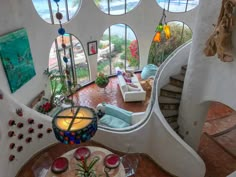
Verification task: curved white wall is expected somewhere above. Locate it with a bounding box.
[179,0,236,149]
[0,0,198,105]
[94,42,206,177]
[0,42,206,177]
[0,89,57,177]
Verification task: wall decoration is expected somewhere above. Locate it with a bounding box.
[204,0,236,62]
[87,41,97,55]
[0,28,36,93]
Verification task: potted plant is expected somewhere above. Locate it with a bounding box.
[95,73,109,88]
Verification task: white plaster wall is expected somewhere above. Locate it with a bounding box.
[0,89,57,177]
[178,0,236,149]
[0,0,198,105]
[94,43,206,177]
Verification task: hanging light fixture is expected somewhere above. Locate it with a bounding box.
[153,9,171,42]
[52,106,98,144]
[51,0,98,145]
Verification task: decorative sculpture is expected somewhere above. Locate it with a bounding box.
[204,0,236,62]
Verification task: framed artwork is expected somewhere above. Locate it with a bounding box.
[0,28,36,93]
[87,41,97,56]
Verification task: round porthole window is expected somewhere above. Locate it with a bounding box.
[156,0,199,13]
[32,0,81,24]
[94,0,141,15]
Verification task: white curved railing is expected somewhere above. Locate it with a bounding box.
[95,40,206,177]
[0,41,205,177]
[151,41,206,176]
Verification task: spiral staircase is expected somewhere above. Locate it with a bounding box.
[158,65,187,132]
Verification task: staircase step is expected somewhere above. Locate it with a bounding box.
[161,110,178,118]
[181,65,187,75]
[170,121,179,131]
[160,84,182,99]
[159,96,180,110]
[166,116,178,123]
[170,74,185,88]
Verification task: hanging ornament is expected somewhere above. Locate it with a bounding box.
[58,28,65,35]
[154,9,170,43]
[63,56,68,63]
[153,31,161,43]
[156,23,163,32]
[56,12,63,20]
[164,25,171,39]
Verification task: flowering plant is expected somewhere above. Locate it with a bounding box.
[38,102,53,113]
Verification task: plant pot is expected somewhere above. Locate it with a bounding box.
[97,81,109,88]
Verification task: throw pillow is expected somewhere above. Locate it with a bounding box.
[128,85,141,91]
[128,83,138,88]
[100,115,130,128]
[105,104,132,124]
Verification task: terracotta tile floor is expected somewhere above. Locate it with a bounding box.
[198,133,236,177]
[72,74,151,113]
[18,77,236,177]
[199,102,236,177]
[16,141,173,177]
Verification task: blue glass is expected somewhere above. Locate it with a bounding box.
[53,0,60,2]
[75,139,80,144]
[63,56,68,63]
[58,28,65,35]
[64,131,70,136]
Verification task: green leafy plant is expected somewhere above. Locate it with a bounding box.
[44,69,67,106]
[95,73,109,88]
[76,156,100,177]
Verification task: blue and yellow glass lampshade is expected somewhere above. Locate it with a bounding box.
[52,106,98,144]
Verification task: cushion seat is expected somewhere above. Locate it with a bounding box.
[51,157,69,174]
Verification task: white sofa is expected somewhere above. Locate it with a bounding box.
[117,74,146,102]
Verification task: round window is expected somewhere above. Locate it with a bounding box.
[32,0,81,24]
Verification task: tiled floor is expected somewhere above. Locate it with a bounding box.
[72,74,151,113]
[16,141,173,177]
[18,75,236,177]
[199,102,236,177]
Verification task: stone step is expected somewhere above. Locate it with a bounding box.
[160,84,182,99]
[170,121,179,131]
[161,110,178,118]
[166,116,178,123]
[159,96,180,110]
[181,65,187,75]
[170,74,185,88]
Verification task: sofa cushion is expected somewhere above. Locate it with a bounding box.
[141,64,158,80]
[100,114,130,128]
[118,75,128,92]
[128,85,141,91]
[105,104,132,124]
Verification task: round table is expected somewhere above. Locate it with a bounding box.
[45,146,125,177]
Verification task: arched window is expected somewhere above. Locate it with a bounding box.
[94,0,141,15]
[98,24,139,75]
[32,0,81,24]
[156,0,199,12]
[49,34,90,86]
[148,21,192,65]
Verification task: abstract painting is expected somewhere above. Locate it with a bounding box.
[0,28,36,93]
